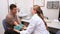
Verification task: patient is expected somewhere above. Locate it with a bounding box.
[5,4,26,34]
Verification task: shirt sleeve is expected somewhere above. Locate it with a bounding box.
[6,15,15,26]
[20,19,37,34]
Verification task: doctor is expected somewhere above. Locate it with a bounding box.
[14,5,50,34]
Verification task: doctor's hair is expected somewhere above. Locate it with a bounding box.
[10,4,17,10]
[33,5,43,19]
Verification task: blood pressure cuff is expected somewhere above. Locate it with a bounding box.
[14,23,23,30]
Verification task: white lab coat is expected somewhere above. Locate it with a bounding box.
[20,14,50,34]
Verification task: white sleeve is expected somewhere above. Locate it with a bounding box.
[20,19,37,34]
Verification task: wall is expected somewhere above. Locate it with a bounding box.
[16,0,60,20]
[41,0,59,20]
[0,0,8,34]
[15,0,33,20]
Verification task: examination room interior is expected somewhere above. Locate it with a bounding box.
[0,0,60,34]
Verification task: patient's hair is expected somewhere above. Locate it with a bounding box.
[10,4,17,10]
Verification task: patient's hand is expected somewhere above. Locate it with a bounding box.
[14,21,19,26]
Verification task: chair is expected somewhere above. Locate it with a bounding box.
[2,19,8,31]
[56,30,60,34]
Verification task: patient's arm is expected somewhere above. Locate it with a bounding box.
[14,21,19,26]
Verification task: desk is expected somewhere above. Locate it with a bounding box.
[47,22,60,29]
[45,19,60,34]
[45,19,60,29]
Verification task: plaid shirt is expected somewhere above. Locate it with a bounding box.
[6,12,21,28]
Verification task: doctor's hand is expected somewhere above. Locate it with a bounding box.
[21,25,27,30]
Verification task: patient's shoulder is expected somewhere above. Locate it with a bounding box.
[6,13,13,19]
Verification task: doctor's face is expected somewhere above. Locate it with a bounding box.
[32,8,36,15]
